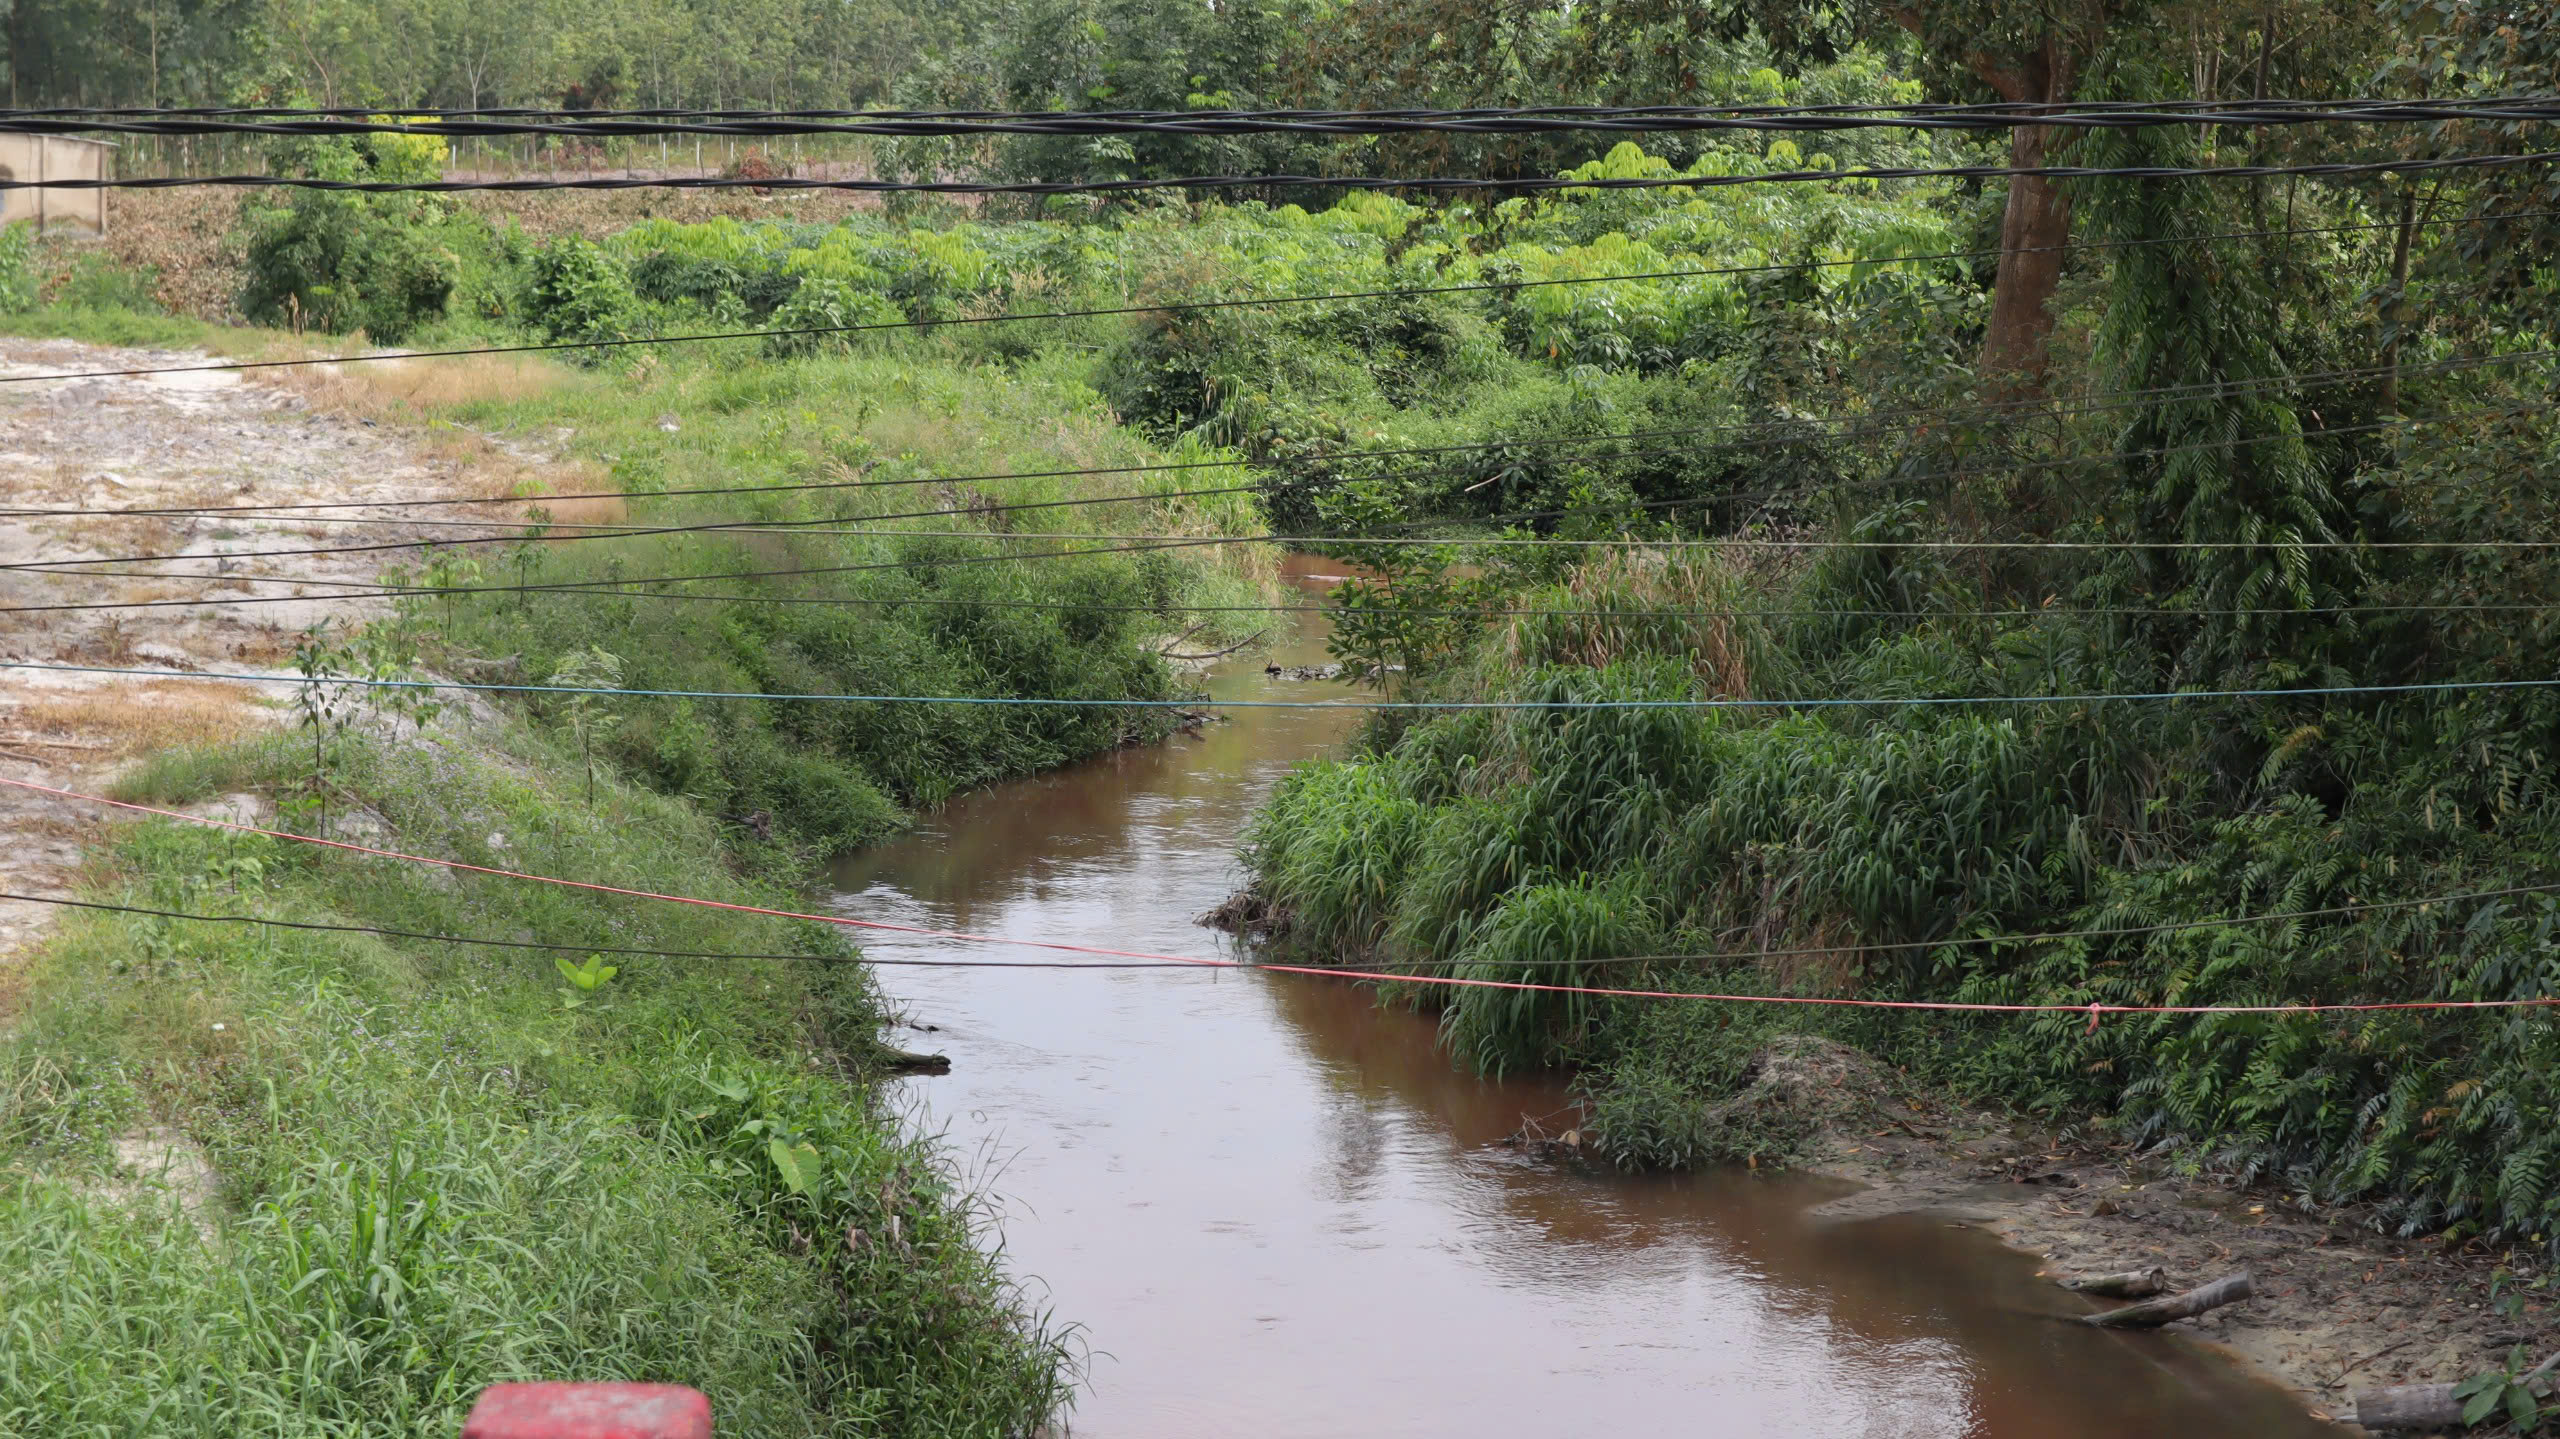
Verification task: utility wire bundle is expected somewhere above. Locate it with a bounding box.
[7,95,2560,137]
[1,94,2552,192]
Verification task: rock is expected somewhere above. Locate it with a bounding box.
[330,806,393,844]
[184,791,273,827]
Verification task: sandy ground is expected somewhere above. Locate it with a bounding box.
[0,336,577,969]
[1795,1070,2558,1429]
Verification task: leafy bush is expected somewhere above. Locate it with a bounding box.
[241,195,462,342]
[0,222,34,313]
[238,130,473,344]
[525,239,640,353]
[764,276,904,358]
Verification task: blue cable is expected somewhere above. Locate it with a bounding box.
[8,660,2554,710]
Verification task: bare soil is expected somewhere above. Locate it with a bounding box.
[0,336,575,969]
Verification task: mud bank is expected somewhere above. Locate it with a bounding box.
[1767,1043,2558,1427]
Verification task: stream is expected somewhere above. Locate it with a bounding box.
[827,564,2336,1438]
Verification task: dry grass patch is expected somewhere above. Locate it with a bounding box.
[67,190,252,321]
[270,353,576,425]
[13,682,268,758]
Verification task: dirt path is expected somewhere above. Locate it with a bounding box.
[0,336,569,970]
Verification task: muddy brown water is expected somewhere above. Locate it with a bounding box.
[828,567,2336,1438]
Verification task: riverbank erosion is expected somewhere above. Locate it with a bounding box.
[1688,1037,2560,1424]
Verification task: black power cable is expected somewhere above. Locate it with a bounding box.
[12,97,2560,139]
[16,147,2560,194]
[11,346,2546,576]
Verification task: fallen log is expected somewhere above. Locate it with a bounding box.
[2351,1349,2560,1431]
[2079,1271,2253,1328]
[2347,1384,2463,1432]
[866,1044,952,1076]
[2061,1267,2169,1300]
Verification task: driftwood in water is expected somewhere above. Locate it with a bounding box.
[2079,1271,2253,1328]
[868,1044,952,1076]
[2061,1267,2169,1299]
[2351,1350,2560,1431]
[1199,889,1278,936]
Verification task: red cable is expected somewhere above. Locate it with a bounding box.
[5,773,2548,1022]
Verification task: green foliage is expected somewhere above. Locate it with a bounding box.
[553,952,620,995]
[546,646,626,809]
[238,131,476,344]
[241,193,462,342]
[1438,869,1661,1076]
[370,341,1243,855]
[765,276,904,358]
[2455,1346,2548,1429]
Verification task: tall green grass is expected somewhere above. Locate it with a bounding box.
[373,346,1275,853]
[0,717,1071,1435]
[1239,532,2560,1256]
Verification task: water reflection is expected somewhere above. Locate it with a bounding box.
[827,570,2334,1438]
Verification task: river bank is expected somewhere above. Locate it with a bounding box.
[1668,1036,2560,1427]
[0,332,1234,1434]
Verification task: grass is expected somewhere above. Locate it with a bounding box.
[0,707,1073,1436]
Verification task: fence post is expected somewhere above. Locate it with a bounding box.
[460,1383,712,1439]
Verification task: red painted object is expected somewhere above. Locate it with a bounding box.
[460,1383,712,1439]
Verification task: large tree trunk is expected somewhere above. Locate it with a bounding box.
[1982,121,2075,382]
[1881,6,2108,383]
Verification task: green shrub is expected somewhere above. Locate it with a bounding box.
[241,193,461,342]
[525,239,640,353]
[238,132,473,344]
[0,222,34,313]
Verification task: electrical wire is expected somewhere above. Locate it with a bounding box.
[13,349,2547,576]
[18,409,2555,617]
[0,385,2515,538]
[10,389,2545,625]
[19,147,2560,195]
[17,97,2560,138]
[6,658,2554,711]
[9,204,2548,392]
[0,890,1619,969]
[27,95,2560,121]
[6,780,2554,1018]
